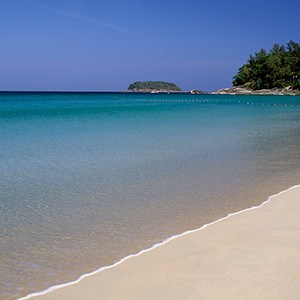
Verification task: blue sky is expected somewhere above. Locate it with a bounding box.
[1,0,299,91]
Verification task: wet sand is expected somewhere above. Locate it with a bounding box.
[24,185,300,300]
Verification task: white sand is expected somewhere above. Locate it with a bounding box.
[26,186,300,300]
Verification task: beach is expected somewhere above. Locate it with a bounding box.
[2,1,300,298]
[23,185,300,300]
[2,93,300,299]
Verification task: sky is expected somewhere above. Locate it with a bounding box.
[1,0,299,91]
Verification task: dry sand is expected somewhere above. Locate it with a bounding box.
[25,186,300,300]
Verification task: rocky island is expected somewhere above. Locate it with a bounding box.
[127,81,183,93]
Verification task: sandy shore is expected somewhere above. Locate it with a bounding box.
[24,186,300,300]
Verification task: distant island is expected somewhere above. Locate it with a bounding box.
[127,81,183,93]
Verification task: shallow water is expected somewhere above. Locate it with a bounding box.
[1,93,300,299]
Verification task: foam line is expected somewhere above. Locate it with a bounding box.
[19,184,300,300]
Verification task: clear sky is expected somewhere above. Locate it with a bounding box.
[1,0,299,91]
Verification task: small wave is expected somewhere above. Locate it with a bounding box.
[18,184,300,300]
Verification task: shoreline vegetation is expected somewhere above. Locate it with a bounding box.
[23,185,300,300]
[220,40,300,96]
[232,41,300,91]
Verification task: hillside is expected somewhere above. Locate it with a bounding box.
[232,40,300,90]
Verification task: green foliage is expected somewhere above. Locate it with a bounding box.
[232,40,300,90]
[128,81,182,91]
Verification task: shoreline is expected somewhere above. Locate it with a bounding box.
[1,89,299,95]
[210,86,300,96]
[19,184,300,300]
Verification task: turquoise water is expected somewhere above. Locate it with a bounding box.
[1,93,300,299]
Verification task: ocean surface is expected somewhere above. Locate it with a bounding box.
[1,92,300,299]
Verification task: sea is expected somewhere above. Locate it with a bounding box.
[1,92,300,299]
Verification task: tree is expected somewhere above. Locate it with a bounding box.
[232,41,300,89]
